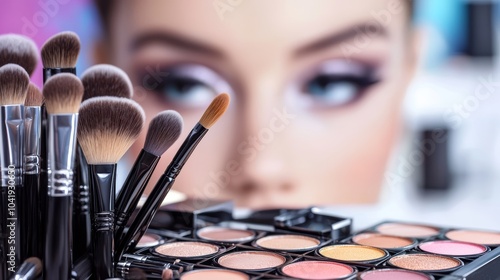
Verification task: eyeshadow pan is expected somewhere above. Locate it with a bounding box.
[154,242,219,258]
[256,234,321,251]
[281,261,355,280]
[419,240,487,257]
[136,233,162,248]
[180,269,249,280]
[359,269,432,280]
[197,226,255,243]
[388,253,462,272]
[353,233,415,249]
[319,244,388,263]
[218,251,286,270]
[446,229,500,246]
[376,223,439,238]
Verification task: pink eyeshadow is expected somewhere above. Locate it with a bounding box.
[218,251,286,270]
[360,269,431,280]
[282,261,354,280]
[137,233,161,248]
[419,240,487,256]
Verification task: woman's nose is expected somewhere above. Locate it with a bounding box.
[228,81,296,195]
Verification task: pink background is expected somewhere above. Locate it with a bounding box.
[0,0,100,86]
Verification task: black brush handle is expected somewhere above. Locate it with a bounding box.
[44,195,72,280]
[42,68,76,83]
[116,124,208,259]
[115,150,159,241]
[24,174,40,259]
[39,105,47,262]
[116,175,174,259]
[89,164,116,280]
[73,145,90,260]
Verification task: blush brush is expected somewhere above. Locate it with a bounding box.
[43,73,83,280]
[41,31,80,82]
[73,64,134,261]
[78,97,145,279]
[0,34,39,76]
[0,64,29,277]
[40,31,80,263]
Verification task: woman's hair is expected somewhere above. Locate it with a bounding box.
[95,0,414,35]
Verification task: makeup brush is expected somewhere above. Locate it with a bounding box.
[116,261,179,280]
[39,31,80,264]
[81,64,133,101]
[116,93,230,258]
[78,97,145,280]
[9,257,42,280]
[73,64,134,261]
[43,73,83,280]
[0,34,39,76]
[121,254,191,273]
[41,31,80,82]
[23,83,43,259]
[115,111,183,241]
[0,64,29,278]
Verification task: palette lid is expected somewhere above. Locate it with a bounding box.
[151,199,234,230]
[274,207,352,240]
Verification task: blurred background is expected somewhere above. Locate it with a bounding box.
[1,0,500,230]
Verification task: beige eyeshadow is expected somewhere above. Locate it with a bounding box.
[136,233,162,248]
[353,233,414,249]
[197,226,255,243]
[218,251,286,270]
[376,223,440,238]
[389,254,462,272]
[256,234,320,251]
[446,229,500,246]
[154,242,219,258]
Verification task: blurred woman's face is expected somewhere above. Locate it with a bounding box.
[103,0,416,208]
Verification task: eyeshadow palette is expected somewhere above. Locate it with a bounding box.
[117,205,500,280]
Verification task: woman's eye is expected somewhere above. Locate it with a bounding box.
[137,64,232,108]
[304,75,378,107]
[156,76,216,106]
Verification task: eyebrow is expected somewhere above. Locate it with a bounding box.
[130,30,224,57]
[295,22,389,56]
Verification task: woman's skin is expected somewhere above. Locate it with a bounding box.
[96,0,417,208]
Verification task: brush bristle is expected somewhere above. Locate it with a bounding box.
[81,64,133,101]
[78,97,145,164]
[0,63,29,105]
[144,110,183,156]
[43,73,83,114]
[198,93,230,129]
[25,257,42,276]
[162,269,174,280]
[41,31,80,68]
[25,82,43,106]
[0,34,39,76]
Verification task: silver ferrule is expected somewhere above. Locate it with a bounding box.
[116,261,131,276]
[24,106,41,174]
[47,114,78,196]
[0,105,24,187]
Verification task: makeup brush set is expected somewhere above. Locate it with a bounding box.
[3,30,500,280]
[0,31,230,280]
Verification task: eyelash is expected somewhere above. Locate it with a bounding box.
[301,73,380,107]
